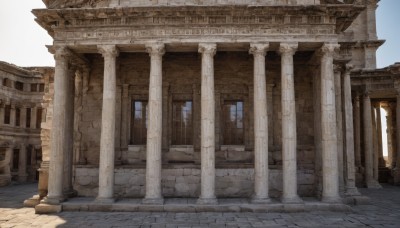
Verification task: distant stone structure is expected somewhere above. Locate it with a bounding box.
[0,62,53,187]
[1,0,396,213]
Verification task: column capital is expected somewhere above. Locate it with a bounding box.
[249,43,269,56]
[345,64,354,72]
[320,43,340,57]
[333,64,343,73]
[98,45,119,59]
[145,43,165,57]
[363,90,371,98]
[278,42,298,56]
[198,43,217,56]
[53,46,71,62]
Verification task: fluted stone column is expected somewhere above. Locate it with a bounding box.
[20,107,27,130]
[143,43,165,205]
[279,43,302,203]
[30,107,37,129]
[320,43,341,203]
[10,106,16,127]
[342,65,360,196]
[249,43,270,203]
[43,46,70,204]
[198,43,217,205]
[96,45,119,203]
[334,65,344,195]
[63,65,76,197]
[18,144,28,182]
[363,92,382,188]
[354,95,362,167]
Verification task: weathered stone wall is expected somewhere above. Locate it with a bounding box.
[74,167,315,198]
[80,52,315,166]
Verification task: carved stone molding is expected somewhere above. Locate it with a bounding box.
[278,42,298,56]
[198,43,217,56]
[98,45,119,59]
[249,43,269,56]
[145,43,166,57]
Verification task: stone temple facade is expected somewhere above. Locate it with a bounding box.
[0,0,395,213]
[0,62,53,187]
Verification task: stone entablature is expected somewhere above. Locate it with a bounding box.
[33,4,363,42]
[45,0,360,9]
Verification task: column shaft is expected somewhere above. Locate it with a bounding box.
[320,44,341,203]
[198,43,217,205]
[97,45,119,202]
[354,95,362,167]
[44,46,70,204]
[250,43,270,203]
[334,67,344,195]
[363,94,381,188]
[63,66,76,197]
[10,106,16,127]
[30,107,37,129]
[279,43,302,203]
[343,66,360,196]
[143,43,165,204]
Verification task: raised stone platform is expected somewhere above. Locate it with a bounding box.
[56,197,352,214]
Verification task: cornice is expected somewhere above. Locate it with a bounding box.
[32,4,365,38]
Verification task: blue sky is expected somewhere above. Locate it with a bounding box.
[376,0,400,68]
[0,0,399,67]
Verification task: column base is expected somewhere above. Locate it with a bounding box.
[366,180,382,189]
[321,196,342,204]
[41,195,65,205]
[35,203,62,214]
[251,197,271,204]
[142,197,164,205]
[95,197,115,204]
[281,196,303,204]
[197,197,218,205]
[24,194,41,207]
[344,187,361,196]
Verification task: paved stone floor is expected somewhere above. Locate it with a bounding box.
[1,183,400,228]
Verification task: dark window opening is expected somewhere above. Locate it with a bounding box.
[222,100,244,145]
[130,101,148,145]
[39,84,45,92]
[15,81,23,91]
[15,108,21,127]
[12,149,19,171]
[31,84,38,92]
[172,101,193,145]
[4,105,11,124]
[2,78,12,88]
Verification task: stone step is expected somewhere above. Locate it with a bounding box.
[58,197,352,213]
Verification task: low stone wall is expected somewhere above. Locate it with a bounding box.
[74,167,315,198]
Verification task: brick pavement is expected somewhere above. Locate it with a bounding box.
[1,183,400,228]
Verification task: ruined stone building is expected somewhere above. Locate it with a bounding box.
[0,0,399,213]
[0,62,53,186]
